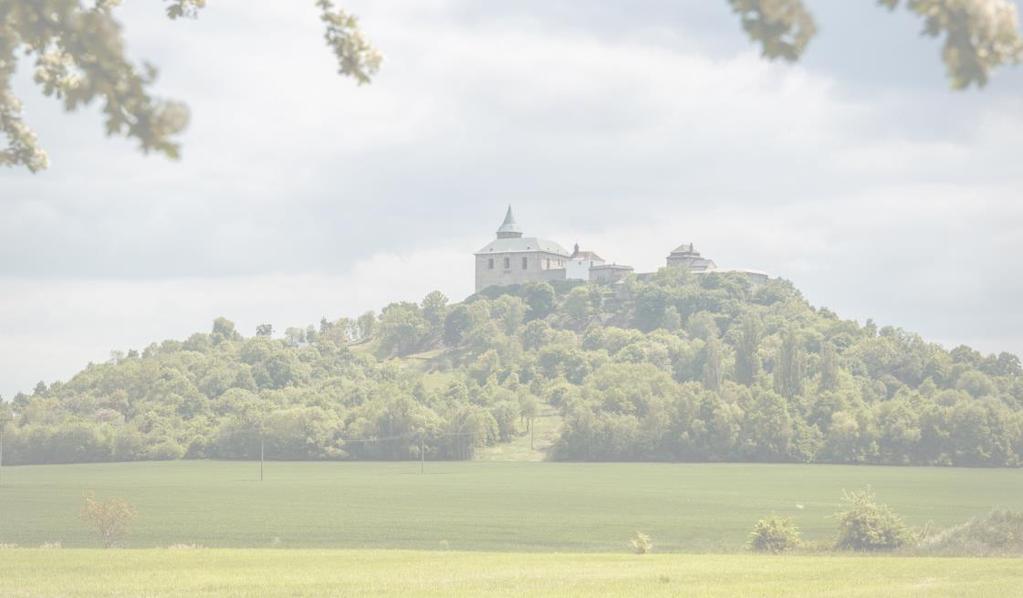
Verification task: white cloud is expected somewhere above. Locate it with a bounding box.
[2,0,1022,396]
[0,245,471,397]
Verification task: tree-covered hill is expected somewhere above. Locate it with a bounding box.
[3,269,1022,466]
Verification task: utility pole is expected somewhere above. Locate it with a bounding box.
[0,417,6,488]
[257,413,269,483]
[0,408,11,488]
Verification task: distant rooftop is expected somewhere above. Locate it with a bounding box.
[670,242,699,255]
[570,243,603,262]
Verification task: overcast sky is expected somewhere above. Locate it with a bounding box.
[2,0,1023,398]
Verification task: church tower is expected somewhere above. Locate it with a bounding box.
[473,206,571,292]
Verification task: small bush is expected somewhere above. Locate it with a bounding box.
[748,515,801,553]
[629,531,653,554]
[146,439,185,461]
[834,488,911,551]
[916,510,1023,556]
[80,493,137,548]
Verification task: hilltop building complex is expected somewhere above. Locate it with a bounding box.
[474,207,767,292]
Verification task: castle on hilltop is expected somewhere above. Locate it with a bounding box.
[474,206,767,292]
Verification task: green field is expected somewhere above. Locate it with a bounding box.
[2,549,1023,597]
[1,461,1021,551]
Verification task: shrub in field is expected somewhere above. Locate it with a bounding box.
[80,493,137,548]
[748,515,801,553]
[834,488,911,551]
[629,531,653,554]
[916,510,1023,556]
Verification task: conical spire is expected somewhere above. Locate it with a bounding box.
[496,205,523,238]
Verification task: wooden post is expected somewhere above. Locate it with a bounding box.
[530,418,535,450]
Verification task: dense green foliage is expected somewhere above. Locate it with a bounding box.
[3,269,1022,466]
[2,461,1021,551]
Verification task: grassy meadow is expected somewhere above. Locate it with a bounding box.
[3,549,1023,597]
[1,461,1021,551]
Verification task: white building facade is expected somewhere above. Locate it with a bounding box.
[474,207,572,292]
[564,244,605,281]
[473,207,767,292]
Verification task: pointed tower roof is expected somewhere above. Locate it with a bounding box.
[476,205,570,256]
[496,205,523,238]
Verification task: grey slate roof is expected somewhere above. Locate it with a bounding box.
[476,236,571,256]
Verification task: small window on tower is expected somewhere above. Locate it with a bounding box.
[488,258,494,270]
[504,257,510,269]
[522,257,528,270]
